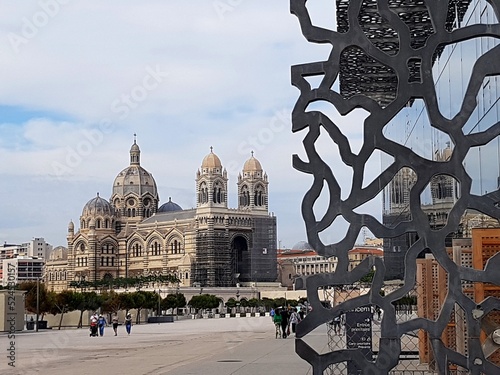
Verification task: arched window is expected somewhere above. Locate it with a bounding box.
[185,272,189,280]
[200,182,208,204]
[127,208,132,217]
[132,208,136,217]
[100,257,104,266]
[102,244,114,254]
[132,243,142,257]
[96,219,101,229]
[150,241,161,256]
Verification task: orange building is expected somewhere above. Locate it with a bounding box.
[417,229,500,368]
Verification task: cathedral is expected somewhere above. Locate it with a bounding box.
[45,140,277,291]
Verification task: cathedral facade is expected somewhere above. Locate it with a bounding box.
[45,141,277,291]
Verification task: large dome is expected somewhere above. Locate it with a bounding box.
[158,197,182,213]
[201,148,222,169]
[113,165,157,196]
[112,140,158,198]
[82,194,114,217]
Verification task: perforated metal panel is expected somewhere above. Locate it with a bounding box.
[291,0,500,373]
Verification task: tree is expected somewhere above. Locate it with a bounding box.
[18,281,52,319]
[225,297,237,312]
[359,269,375,284]
[247,298,260,313]
[129,291,157,324]
[50,290,77,330]
[162,293,186,315]
[273,297,287,308]
[118,292,135,314]
[74,292,102,328]
[261,297,275,311]
[189,294,221,314]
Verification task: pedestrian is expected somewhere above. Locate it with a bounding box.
[89,312,98,337]
[270,307,275,321]
[112,314,119,336]
[332,315,341,334]
[98,314,107,337]
[280,308,289,339]
[375,306,381,320]
[289,307,300,336]
[273,308,282,338]
[124,313,132,335]
[298,306,305,321]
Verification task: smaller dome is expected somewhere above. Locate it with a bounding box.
[82,193,113,217]
[202,147,222,169]
[291,241,314,252]
[158,197,182,213]
[49,246,68,261]
[130,142,140,153]
[243,153,262,172]
[68,221,74,231]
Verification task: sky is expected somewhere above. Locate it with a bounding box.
[0,0,381,249]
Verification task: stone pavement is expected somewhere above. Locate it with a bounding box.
[2,317,327,375]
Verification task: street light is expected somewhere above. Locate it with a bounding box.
[236,288,240,313]
[175,284,180,320]
[157,289,161,317]
[35,277,39,332]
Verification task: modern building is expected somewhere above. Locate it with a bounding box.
[0,238,52,284]
[380,0,500,279]
[416,229,500,369]
[45,140,277,290]
[1,256,44,286]
[23,238,53,259]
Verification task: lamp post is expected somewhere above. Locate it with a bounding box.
[236,288,240,314]
[157,289,161,317]
[176,284,180,320]
[35,277,39,332]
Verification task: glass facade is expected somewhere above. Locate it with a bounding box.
[382,0,500,279]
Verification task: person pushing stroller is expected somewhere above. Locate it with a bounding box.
[89,312,98,337]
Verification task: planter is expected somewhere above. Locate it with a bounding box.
[147,316,174,323]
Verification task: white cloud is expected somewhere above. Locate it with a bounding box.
[0,1,381,248]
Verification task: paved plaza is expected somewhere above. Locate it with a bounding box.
[2,317,326,375]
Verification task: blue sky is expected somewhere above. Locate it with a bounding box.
[0,0,380,248]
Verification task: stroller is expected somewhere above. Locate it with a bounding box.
[89,321,98,337]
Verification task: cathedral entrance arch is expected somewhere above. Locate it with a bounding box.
[231,235,249,283]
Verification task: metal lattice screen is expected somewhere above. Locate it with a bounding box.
[290,0,500,373]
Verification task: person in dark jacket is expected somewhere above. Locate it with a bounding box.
[280,308,289,338]
[124,313,132,335]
